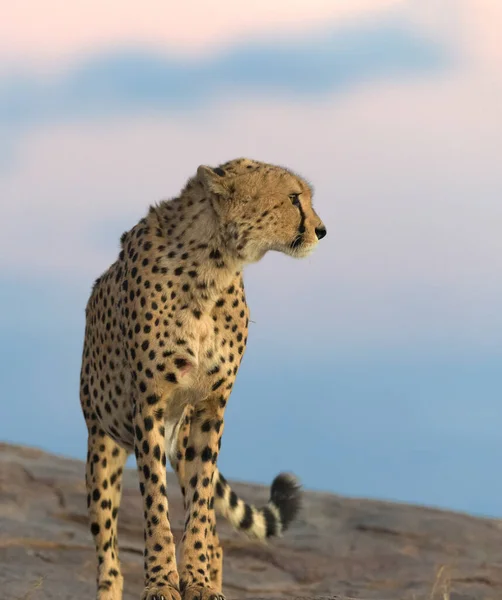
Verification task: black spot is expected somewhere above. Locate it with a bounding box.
[201,446,212,462]
[174,358,189,370]
[263,506,277,537]
[211,378,225,391]
[239,504,253,530]
[91,522,100,535]
[215,481,224,498]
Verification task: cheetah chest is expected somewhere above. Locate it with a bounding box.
[188,314,242,394]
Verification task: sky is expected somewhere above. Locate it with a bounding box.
[1,0,501,518]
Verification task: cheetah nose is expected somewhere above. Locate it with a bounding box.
[315,225,327,240]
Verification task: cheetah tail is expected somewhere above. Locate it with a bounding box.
[213,468,301,541]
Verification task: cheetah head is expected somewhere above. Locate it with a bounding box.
[197,158,326,263]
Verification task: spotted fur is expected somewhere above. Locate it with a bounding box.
[80,157,326,600]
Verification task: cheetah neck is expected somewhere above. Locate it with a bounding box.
[147,194,245,309]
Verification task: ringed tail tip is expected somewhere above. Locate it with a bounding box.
[270,472,302,533]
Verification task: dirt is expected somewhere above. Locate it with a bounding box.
[1,442,501,600]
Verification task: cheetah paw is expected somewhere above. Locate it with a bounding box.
[182,585,225,600]
[141,585,182,600]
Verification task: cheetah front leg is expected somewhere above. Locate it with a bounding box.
[176,397,226,600]
[133,398,182,600]
[171,405,223,595]
[85,427,128,600]
[207,529,223,594]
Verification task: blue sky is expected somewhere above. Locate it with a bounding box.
[1,0,501,518]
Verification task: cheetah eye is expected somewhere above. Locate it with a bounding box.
[289,193,301,207]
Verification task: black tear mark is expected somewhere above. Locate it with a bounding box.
[297,199,306,234]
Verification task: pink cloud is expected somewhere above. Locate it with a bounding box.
[2,0,405,68]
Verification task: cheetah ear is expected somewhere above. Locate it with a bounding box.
[197,165,229,198]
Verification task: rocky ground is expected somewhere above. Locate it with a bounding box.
[1,443,502,600]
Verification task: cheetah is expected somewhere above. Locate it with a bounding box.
[80,157,327,600]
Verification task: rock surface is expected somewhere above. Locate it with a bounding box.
[1,442,501,600]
